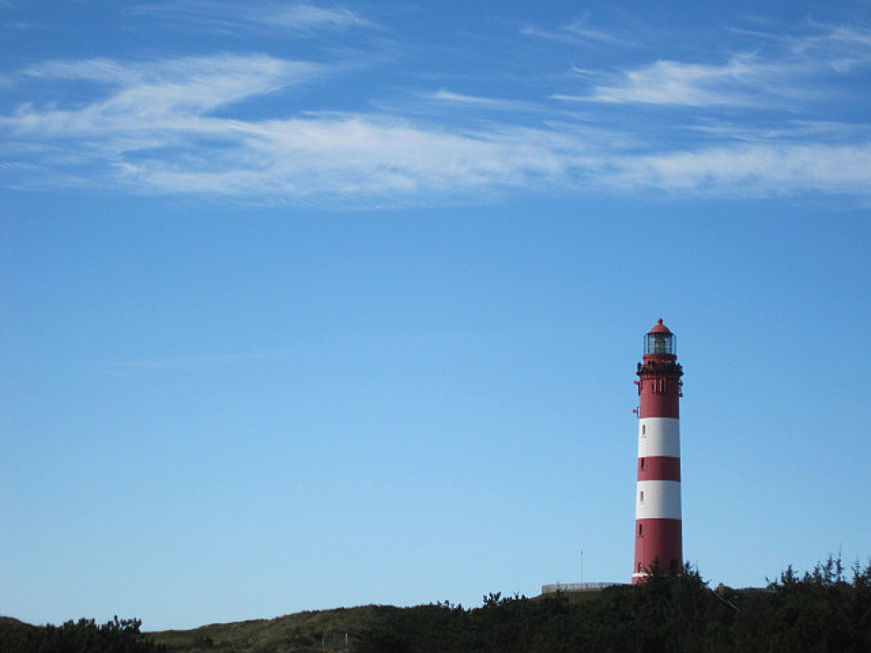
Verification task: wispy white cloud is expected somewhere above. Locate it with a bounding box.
[424,89,537,113]
[562,17,634,47]
[521,14,633,48]
[729,19,871,57]
[686,119,871,143]
[0,55,585,199]
[519,25,578,45]
[608,143,871,197]
[557,55,786,107]
[1,53,870,203]
[793,22,871,52]
[549,18,871,109]
[429,89,502,104]
[789,23,871,73]
[112,116,589,197]
[130,1,373,35]
[9,54,319,135]
[268,2,371,31]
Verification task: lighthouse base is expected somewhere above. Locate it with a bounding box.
[632,518,682,584]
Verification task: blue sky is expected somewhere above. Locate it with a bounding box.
[1,0,870,632]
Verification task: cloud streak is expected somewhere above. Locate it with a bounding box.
[554,53,829,108]
[549,20,871,108]
[520,15,634,48]
[609,143,871,196]
[19,55,319,122]
[129,1,373,34]
[584,56,774,107]
[1,50,870,203]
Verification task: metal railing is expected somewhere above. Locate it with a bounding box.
[540,582,623,594]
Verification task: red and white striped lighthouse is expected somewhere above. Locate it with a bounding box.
[633,319,684,583]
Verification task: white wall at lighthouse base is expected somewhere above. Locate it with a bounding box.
[635,480,682,520]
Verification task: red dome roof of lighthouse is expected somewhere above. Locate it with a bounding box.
[648,318,672,334]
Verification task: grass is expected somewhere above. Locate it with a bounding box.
[149,604,397,652]
[149,589,611,652]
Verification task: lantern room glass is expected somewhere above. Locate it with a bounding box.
[646,333,675,355]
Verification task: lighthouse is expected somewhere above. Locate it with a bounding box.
[633,319,683,582]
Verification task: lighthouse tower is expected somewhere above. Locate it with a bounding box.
[633,319,683,583]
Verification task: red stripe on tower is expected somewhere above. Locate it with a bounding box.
[633,319,684,583]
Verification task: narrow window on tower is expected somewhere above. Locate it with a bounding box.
[639,491,644,503]
[640,458,646,470]
[638,523,643,536]
[642,424,646,436]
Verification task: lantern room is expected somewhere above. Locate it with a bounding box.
[645,318,676,356]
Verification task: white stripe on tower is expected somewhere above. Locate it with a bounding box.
[637,418,680,458]
[636,481,682,520]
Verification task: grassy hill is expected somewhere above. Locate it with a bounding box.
[3,559,869,652]
[147,591,612,653]
[150,604,394,652]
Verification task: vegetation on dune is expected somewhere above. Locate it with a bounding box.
[354,559,871,653]
[2,558,869,652]
[0,615,163,652]
[150,605,394,653]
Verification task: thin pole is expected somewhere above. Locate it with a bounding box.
[580,550,584,584]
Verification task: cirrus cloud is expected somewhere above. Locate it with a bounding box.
[128,1,374,35]
[1,52,870,204]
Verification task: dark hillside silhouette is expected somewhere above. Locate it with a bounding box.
[2,558,868,652]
